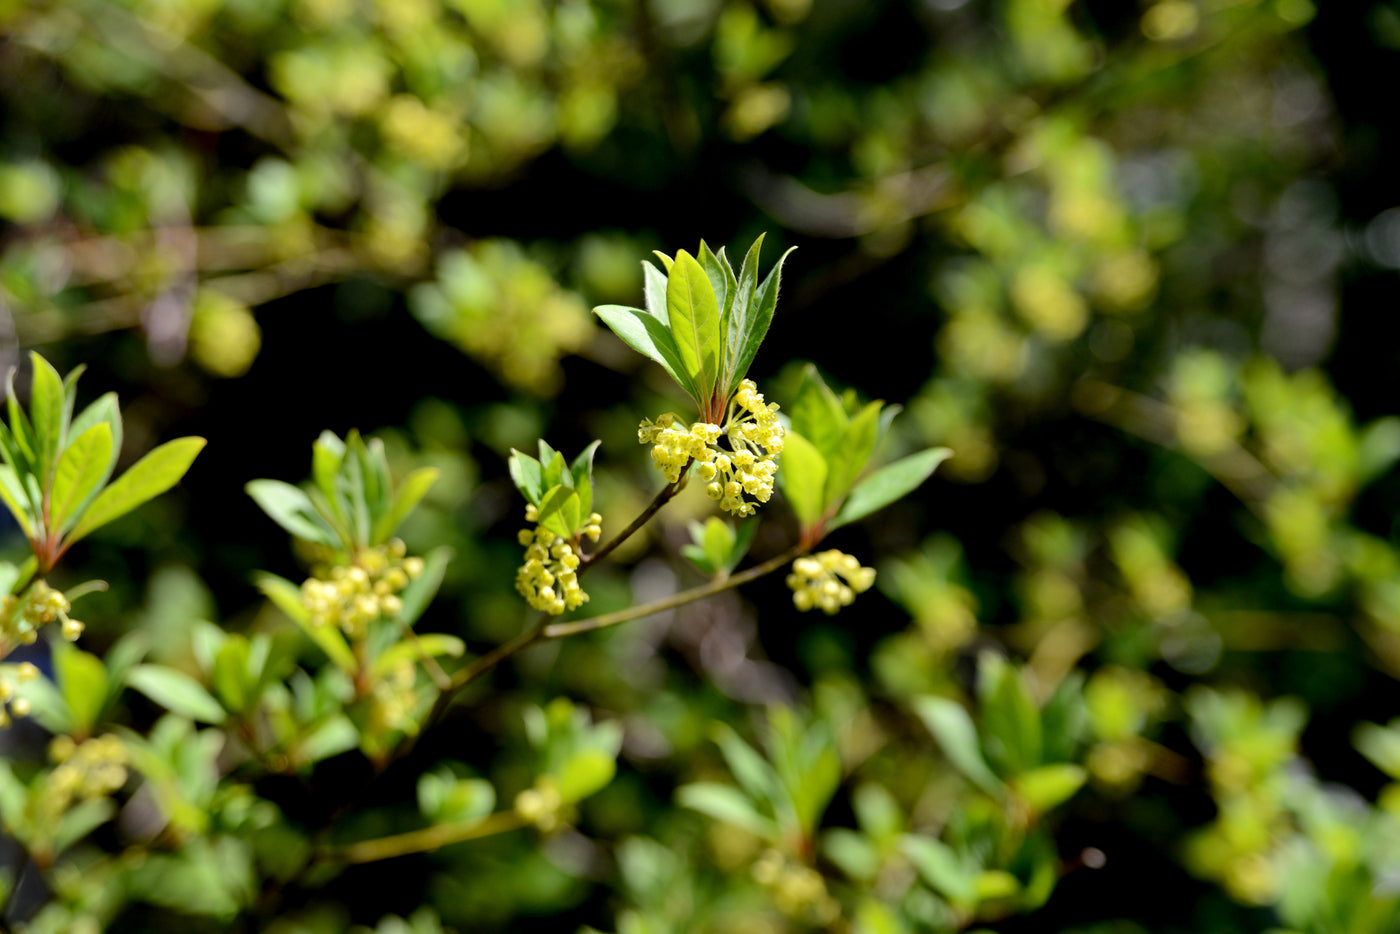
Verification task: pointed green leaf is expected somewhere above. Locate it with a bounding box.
[712,723,783,806]
[642,261,670,325]
[372,633,466,679]
[508,449,545,506]
[68,391,123,484]
[569,440,601,517]
[54,642,110,735]
[1014,764,1086,814]
[978,654,1042,775]
[212,638,251,713]
[14,667,71,733]
[53,798,116,855]
[729,246,795,393]
[677,782,779,839]
[0,465,34,536]
[66,437,206,544]
[776,430,827,527]
[541,449,568,491]
[912,695,1004,795]
[697,240,733,337]
[50,422,114,534]
[789,365,848,460]
[700,517,737,574]
[667,250,722,402]
[829,447,953,531]
[6,368,37,473]
[246,480,338,547]
[254,573,357,673]
[824,400,883,507]
[311,431,347,521]
[900,835,978,906]
[370,466,440,544]
[651,250,674,273]
[536,484,581,540]
[127,664,227,724]
[394,546,452,628]
[723,235,765,393]
[27,352,66,486]
[362,437,392,520]
[556,748,617,804]
[593,305,698,400]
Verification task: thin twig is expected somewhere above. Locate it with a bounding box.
[330,810,527,865]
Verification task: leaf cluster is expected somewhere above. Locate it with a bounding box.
[507,440,600,540]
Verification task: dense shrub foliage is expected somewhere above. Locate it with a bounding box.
[2,1,1400,932]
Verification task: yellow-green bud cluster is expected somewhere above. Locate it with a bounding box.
[786,550,877,614]
[1,581,84,651]
[300,540,424,639]
[373,660,419,732]
[751,849,840,923]
[44,734,128,817]
[638,380,784,517]
[515,778,563,832]
[516,513,599,615]
[0,661,40,728]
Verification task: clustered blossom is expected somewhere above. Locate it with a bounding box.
[300,539,425,638]
[1,581,83,651]
[638,380,784,517]
[43,734,128,818]
[515,508,602,615]
[0,661,40,727]
[786,550,877,614]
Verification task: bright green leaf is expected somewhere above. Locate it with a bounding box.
[255,573,357,673]
[899,835,978,906]
[395,546,452,628]
[246,480,338,546]
[50,422,114,534]
[372,633,465,679]
[677,782,778,839]
[777,431,828,527]
[593,305,698,401]
[508,449,545,506]
[555,748,616,803]
[67,437,206,544]
[0,465,34,536]
[830,447,953,531]
[667,250,722,402]
[127,664,227,724]
[54,642,109,736]
[825,400,883,507]
[27,352,66,486]
[789,365,848,460]
[1014,764,1086,814]
[912,696,1004,795]
[371,466,440,544]
[728,245,794,395]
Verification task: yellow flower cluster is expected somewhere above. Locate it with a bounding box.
[373,660,419,732]
[515,509,600,615]
[1,581,83,650]
[515,777,563,832]
[300,540,425,639]
[44,734,128,817]
[786,550,877,614]
[752,849,840,923]
[638,380,784,517]
[0,661,40,727]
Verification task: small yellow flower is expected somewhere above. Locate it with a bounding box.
[514,511,595,615]
[786,550,876,614]
[639,380,784,517]
[300,540,421,637]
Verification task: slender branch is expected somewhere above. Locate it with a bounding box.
[329,810,527,865]
[581,474,687,570]
[544,545,802,640]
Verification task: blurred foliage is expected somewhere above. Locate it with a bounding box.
[4,0,1400,932]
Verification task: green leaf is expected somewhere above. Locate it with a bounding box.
[0,465,34,536]
[255,573,357,673]
[395,546,452,628]
[212,638,251,713]
[651,250,674,273]
[593,305,698,401]
[54,642,110,736]
[776,430,828,527]
[370,466,440,544]
[127,664,227,724]
[677,782,778,839]
[789,365,848,459]
[66,437,207,544]
[912,696,1004,795]
[701,518,737,574]
[68,391,123,485]
[1014,764,1086,814]
[723,235,765,393]
[569,441,601,518]
[14,668,71,733]
[697,240,732,331]
[642,261,671,324]
[246,480,338,546]
[27,352,67,486]
[555,748,617,803]
[53,798,116,855]
[729,245,794,395]
[536,484,581,540]
[508,449,545,506]
[900,835,978,906]
[418,770,495,824]
[297,716,359,765]
[713,723,783,806]
[977,653,1043,775]
[50,422,114,534]
[667,250,722,402]
[372,633,466,679]
[6,367,37,471]
[311,430,347,520]
[829,447,953,531]
[825,400,883,507]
